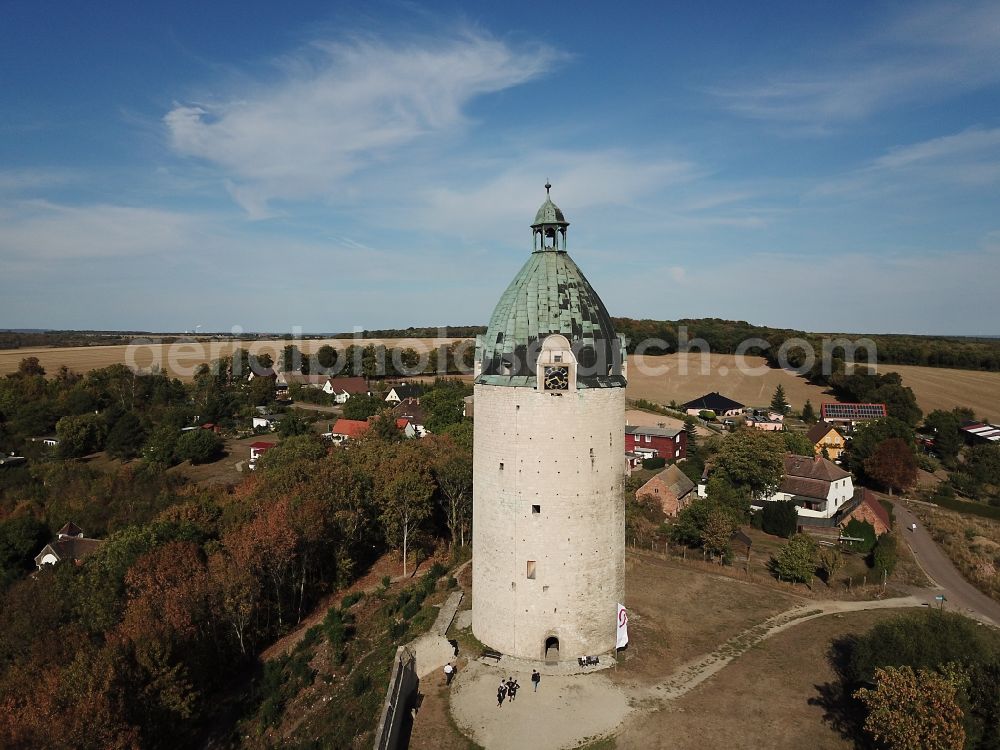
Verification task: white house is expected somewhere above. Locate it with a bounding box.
[392,397,430,437]
[323,376,370,403]
[753,453,854,519]
[384,384,422,404]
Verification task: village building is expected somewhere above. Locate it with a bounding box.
[624,424,686,462]
[635,464,696,517]
[961,422,1000,445]
[681,392,745,418]
[323,376,371,403]
[384,384,422,404]
[330,418,371,444]
[463,394,474,418]
[807,421,846,460]
[746,416,784,431]
[472,184,627,662]
[392,397,430,437]
[820,402,887,428]
[755,453,855,520]
[841,488,892,536]
[252,413,284,431]
[246,366,276,382]
[34,523,104,569]
[248,441,275,466]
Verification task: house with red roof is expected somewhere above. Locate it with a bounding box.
[249,441,276,463]
[330,418,370,444]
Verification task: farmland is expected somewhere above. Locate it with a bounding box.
[2,341,998,418]
[625,353,1000,421]
[0,337,467,381]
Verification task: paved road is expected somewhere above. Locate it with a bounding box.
[894,500,1000,626]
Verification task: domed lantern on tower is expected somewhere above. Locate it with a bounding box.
[472,184,628,663]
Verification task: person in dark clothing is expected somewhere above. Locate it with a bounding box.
[508,678,520,701]
[497,682,507,707]
[531,669,540,692]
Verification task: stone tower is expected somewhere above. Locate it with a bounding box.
[472,184,627,662]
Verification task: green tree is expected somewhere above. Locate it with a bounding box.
[783,431,815,457]
[247,376,275,407]
[761,499,798,538]
[421,384,467,434]
[174,430,223,465]
[801,400,817,423]
[769,533,817,583]
[370,411,403,443]
[0,516,48,587]
[342,394,385,421]
[865,438,918,496]
[56,413,108,458]
[683,415,699,458]
[846,417,915,479]
[17,356,46,377]
[770,384,789,415]
[281,344,302,373]
[316,345,338,372]
[855,666,965,750]
[924,410,963,466]
[143,425,179,465]
[842,518,877,553]
[713,429,785,503]
[872,532,899,576]
[276,412,312,438]
[375,444,435,576]
[431,435,473,549]
[105,412,147,460]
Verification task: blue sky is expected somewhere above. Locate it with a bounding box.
[1,1,998,335]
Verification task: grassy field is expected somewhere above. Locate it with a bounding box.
[613,608,909,750]
[0,337,466,381]
[625,353,1000,420]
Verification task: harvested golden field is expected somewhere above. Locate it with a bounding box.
[0,337,467,381]
[880,363,1000,420]
[626,353,1000,419]
[626,353,831,412]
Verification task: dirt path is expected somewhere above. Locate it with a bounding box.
[646,596,921,702]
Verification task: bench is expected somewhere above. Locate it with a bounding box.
[481,649,503,663]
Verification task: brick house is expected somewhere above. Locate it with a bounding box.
[635,464,696,517]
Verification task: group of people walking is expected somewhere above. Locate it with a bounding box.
[497,676,519,706]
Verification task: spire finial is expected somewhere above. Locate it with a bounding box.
[544,180,551,196]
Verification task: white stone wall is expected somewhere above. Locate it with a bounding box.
[472,383,626,661]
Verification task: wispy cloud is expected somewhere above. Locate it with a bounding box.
[712,2,1000,129]
[812,126,1000,197]
[0,200,201,261]
[0,168,79,193]
[164,30,562,217]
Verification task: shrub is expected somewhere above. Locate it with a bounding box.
[761,500,798,538]
[699,410,716,421]
[427,561,446,579]
[842,519,877,553]
[401,600,420,620]
[389,621,407,640]
[351,672,372,696]
[870,533,898,576]
[175,429,223,464]
[380,575,391,589]
[341,591,364,609]
[642,457,666,470]
[769,534,818,584]
[447,576,458,589]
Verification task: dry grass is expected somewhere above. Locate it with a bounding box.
[0,337,467,381]
[907,502,1000,601]
[625,353,1000,420]
[609,552,801,686]
[614,608,907,750]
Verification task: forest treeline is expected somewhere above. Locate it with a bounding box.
[612,317,1000,373]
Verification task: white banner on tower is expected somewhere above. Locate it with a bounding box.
[616,603,629,648]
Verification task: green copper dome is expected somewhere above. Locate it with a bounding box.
[476,188,627,389]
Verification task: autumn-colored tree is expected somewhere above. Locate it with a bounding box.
[375,443,436,576]
[700,507,736,558]
[854,666,965,750]
[865,438,918,496]
[817,545,845,586]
